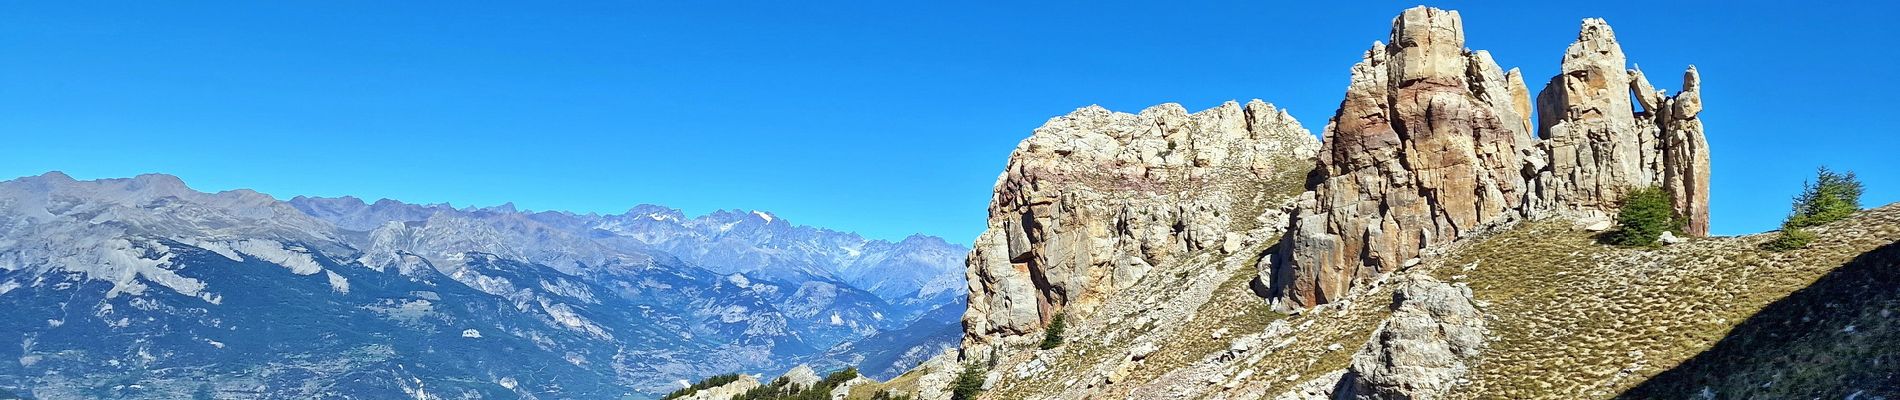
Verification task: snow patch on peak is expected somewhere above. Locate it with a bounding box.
[326,270,350,294]
[82,238,210,302]
[232,239,323,275]
[182,239,245,262]
[751,210,776,223]
[727,273,752,287]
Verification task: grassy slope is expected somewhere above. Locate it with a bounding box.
[1436,204,1900,399]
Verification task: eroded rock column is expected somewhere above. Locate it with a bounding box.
[1267,7,1534,308]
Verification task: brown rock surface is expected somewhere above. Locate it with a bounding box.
[1266,7,1534,308]
[1267,7,1712,308]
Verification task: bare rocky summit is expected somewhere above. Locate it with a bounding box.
[960,101,1319,354]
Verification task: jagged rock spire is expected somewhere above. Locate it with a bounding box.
[1265,7,1711,309]
[1266,6,1535,308]
[1535,19,1710,236]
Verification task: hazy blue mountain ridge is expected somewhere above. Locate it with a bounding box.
[0,172,967,398]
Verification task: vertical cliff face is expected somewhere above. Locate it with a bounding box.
[1534,20,1711,236]
[1267,7,1712,309]
[961,101,1319,353]
[1266,8,1539,308]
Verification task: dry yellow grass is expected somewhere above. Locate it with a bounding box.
[1438,204,1900,398]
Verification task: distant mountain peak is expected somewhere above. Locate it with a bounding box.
[1,171,969,397]
[35,170,74,182]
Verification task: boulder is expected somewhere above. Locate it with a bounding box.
[1339,275,1486,399]
[1660,231,1686,244]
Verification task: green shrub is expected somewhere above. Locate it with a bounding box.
[871,391,914,400]
[1785,167,1864,229]
[1761,227,1816,251]
[1606,187,1684,247]
[1764,167,1863,252]
[950,363,987,400]
[1038,313,1066,350]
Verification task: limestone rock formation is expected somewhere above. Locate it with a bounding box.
[781,365,821,388]
[910,6,1722,399]
[1534,19,1711,236]
[1338,275,1486,400]
[1266,6,1711,308]
[961,100,1320,354]
[1266,7,1536,308]
[676,375,762,400]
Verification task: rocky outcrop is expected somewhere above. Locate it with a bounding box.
[961,100,1320,354]
[1534,19,1711,236]
[781,364,821,388]
[1338,275,1486,400]
[675,375,762,400]
[1266,7,1536,308]
[1266,7,1711,308]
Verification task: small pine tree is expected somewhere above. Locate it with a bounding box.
[1765,167,1864,251]
[1785,167,1864,229]
[1607,187,1684,247]
[1038,313,1066,350]
[950,363,986,400]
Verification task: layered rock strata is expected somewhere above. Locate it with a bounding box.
[1266,7,1711,308]
[960,101,1320,353]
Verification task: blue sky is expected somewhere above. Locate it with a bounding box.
[2,2,1894,244]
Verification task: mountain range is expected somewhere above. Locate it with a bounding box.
[0,171,965,399]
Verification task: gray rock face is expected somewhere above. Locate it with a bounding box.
[781,364,822,388]
[1266,6,1712,308]
[676,375,761,400]
[961,100,1319,354]
[1340,275,1486,400]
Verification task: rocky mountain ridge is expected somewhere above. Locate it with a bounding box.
[845,6,1892,400]
[0,172,966,398]
[1265,7,1710,309]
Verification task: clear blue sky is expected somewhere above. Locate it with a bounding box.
[3,2,1895,244]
